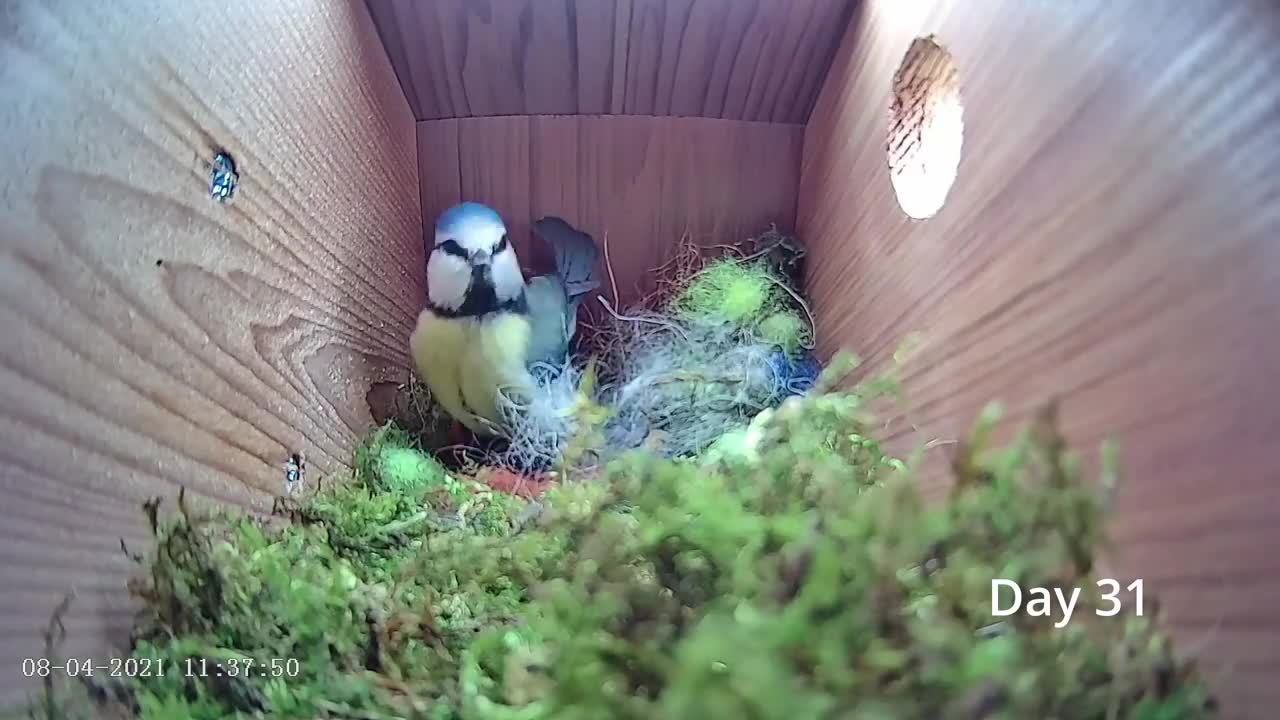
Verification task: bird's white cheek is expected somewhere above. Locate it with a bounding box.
[427,253,471,309]
[490,249,525,301]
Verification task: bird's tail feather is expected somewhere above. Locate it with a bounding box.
[533,216,600,298]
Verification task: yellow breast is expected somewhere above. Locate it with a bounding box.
[409,309,534,435]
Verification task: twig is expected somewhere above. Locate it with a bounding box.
[730,246,774,264]
[38,590,76,719]
[645,233,705,305]
[596,296,688,341]
[44,591,74,658]
[435,443,495,469]
[602,231,619,308]
[706,243,746,256]
[376,511,430,537]
[404,379,435,424]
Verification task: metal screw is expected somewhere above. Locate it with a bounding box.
[209,151,238,202]
[284,453,304,495]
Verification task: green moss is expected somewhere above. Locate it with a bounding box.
[756,311,810,354]
[672,260,778,327]
[353,422,415,486]
[463,363,1215,720]
[353,420,451,495]
[41,353,1214,720]
[378,446,449,493]
[69,419,573,720]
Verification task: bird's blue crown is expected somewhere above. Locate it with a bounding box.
[435,202,504,234]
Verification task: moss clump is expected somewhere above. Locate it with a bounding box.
[671,260,778,326]
[39,354,1214,720]
[82,426,559,720]
[353,422,415,486]
[756,310,810,355]
[378,446,449,493]
[465,363,1217,720]
[353,420,451,494]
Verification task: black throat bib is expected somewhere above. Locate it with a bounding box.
[430,266,528,319]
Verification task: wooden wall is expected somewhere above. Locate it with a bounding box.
[0,0,420,705]
[372,0,825,301]
[418,115,803,305]
[367,0,855,123]
[798,1,1280,717]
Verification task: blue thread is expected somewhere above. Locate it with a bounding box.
[767,349,821,401]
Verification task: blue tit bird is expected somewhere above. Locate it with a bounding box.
[409,202,599,437]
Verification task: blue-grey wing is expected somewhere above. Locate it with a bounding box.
[527,217,599,369]
[524,275,570,367]
[532,217,599,298]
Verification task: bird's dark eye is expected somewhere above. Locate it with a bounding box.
[495,234,509,252]
[438,239,467,258]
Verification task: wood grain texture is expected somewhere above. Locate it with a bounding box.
[798,1,1280,716]
[0,0,420,704]
[367,0,855,123]
[418,114,803,307]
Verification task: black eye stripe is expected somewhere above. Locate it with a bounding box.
[495,234,509,252]
[438,239,467,258]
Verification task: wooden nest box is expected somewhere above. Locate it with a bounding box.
[1,1,1277,717]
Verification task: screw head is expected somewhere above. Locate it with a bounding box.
[210,152,238,202]
[284,453,304,495]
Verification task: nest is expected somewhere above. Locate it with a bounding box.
[495,359,584,472]
[489,226,820,470]
[595,314,804,458]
